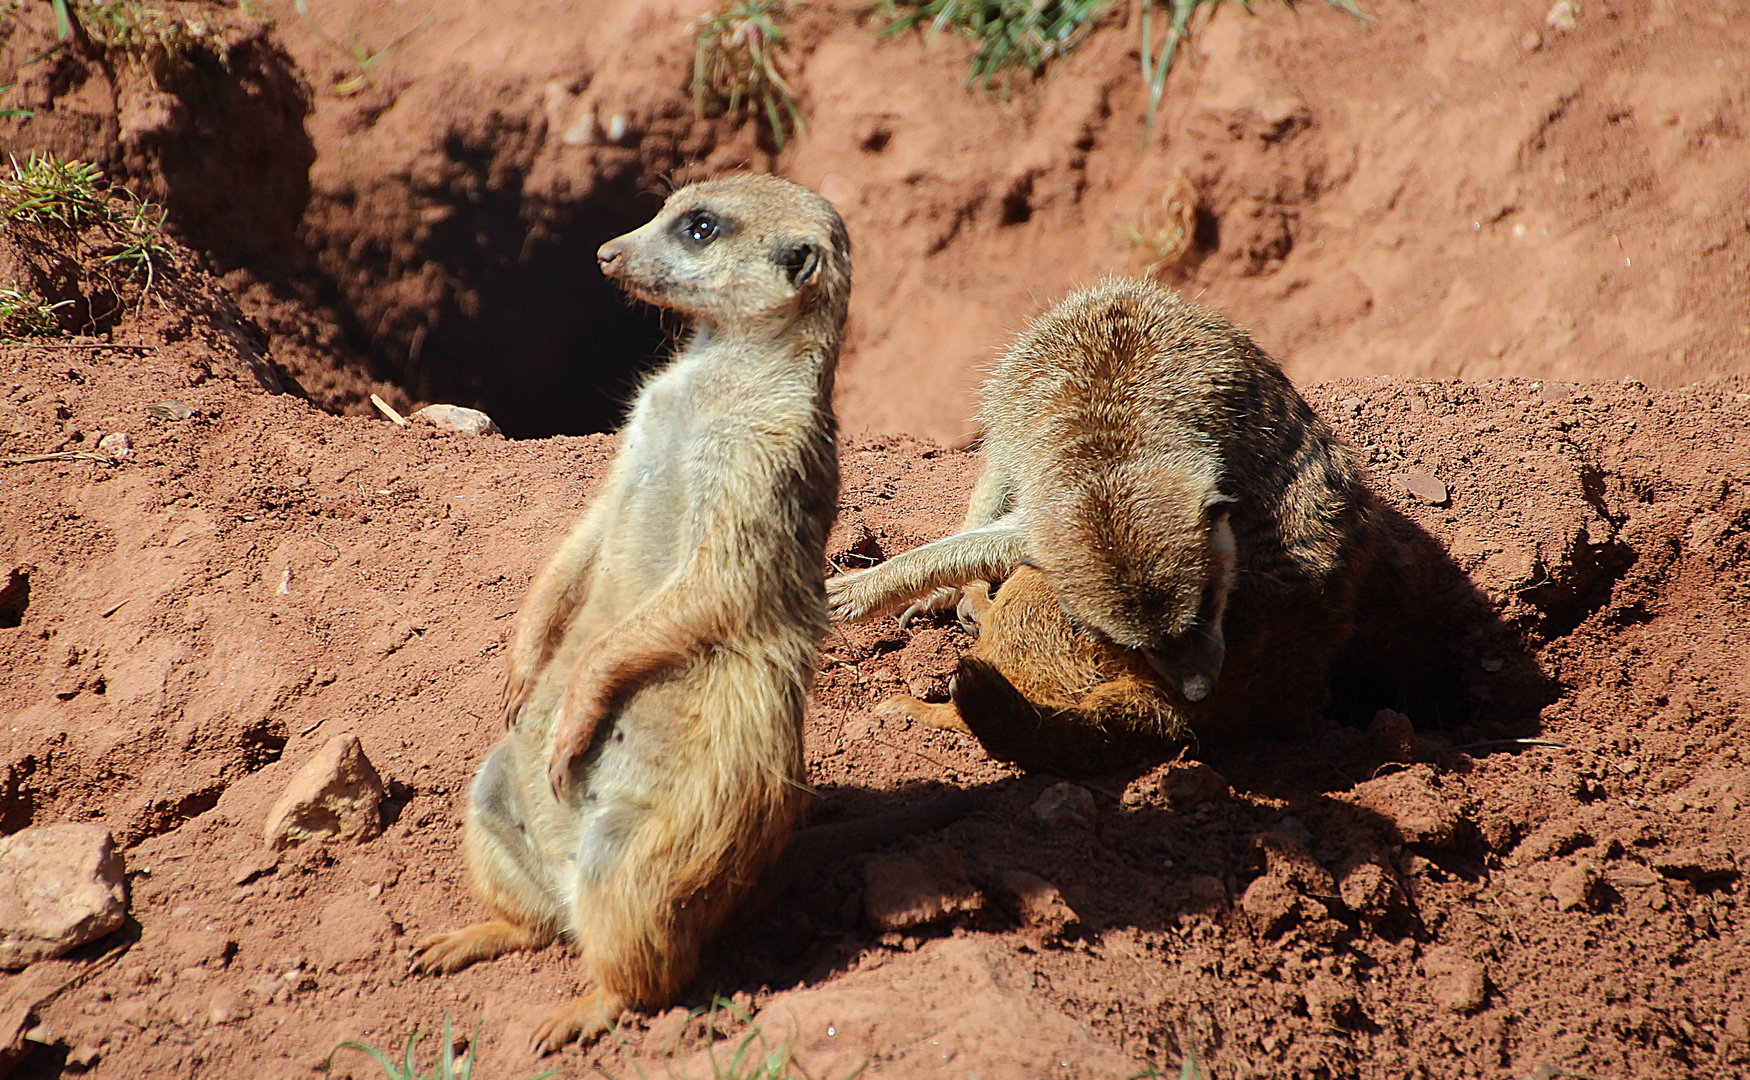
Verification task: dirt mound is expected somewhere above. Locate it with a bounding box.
[2,253,1746,1075]
[7,0,1747,440]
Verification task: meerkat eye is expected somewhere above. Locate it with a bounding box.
[679,211,720,247]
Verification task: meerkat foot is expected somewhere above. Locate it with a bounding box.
[412,919,550,975]
[898,585,965,629]
[875,693,973,735]
[529,991,624,1055]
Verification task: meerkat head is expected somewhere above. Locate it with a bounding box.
[1034,463,1237,704]
[597,173,851,335]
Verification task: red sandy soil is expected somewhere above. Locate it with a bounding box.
[1,0,1748,1078]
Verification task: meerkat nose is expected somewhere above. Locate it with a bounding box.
[597,243,626,275]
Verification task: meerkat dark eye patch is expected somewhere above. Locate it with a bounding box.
[676,210,722,248]
[780,241,820,287]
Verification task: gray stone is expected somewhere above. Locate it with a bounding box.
[1392,469,1449,506]
[0,824,127,970]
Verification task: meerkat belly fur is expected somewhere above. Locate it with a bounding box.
[832,277,1374,747]
[414,174,850,1053]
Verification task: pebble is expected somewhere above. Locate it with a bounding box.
[262,734,386,850]
[1031,783,1096,831]
[1392,470,1449,506]
[97,431,131,458]
[145,399,193,421]
[1520,28,1543,51]
[1545,0,1579,31]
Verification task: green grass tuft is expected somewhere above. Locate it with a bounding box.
[293,0,432,97]
[1,153,174,294]
[0,286,72,340]
[877,0,1365,138]
[690,0,804,149]
[325,1014,557,1080]
[876,0,1108,92]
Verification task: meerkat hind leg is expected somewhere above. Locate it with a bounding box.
[876,693,973,735]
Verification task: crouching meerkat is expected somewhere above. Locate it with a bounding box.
[832,277,1375,752]
[414,174,851,1053]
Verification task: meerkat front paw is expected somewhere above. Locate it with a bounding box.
[411,919,545,974]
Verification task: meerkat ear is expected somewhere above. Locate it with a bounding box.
[781,241,821,288]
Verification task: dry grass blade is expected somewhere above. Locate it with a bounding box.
[1119,169,1199,276]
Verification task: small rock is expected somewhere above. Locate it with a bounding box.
[1340,395,1363,417]
[1545,0,1578,31]
[1408,396,1427,414]
[1651,843,1738,884]
[97,432,131,458]
[1369,708,1418,764]
[262,735,386,850]
[1255,831,1337,896]
[66,1043,102,1068]
[1520,28,1543,51]
[1550,860,1607,912]
[410,404,501,437]
[144,399,193,421]
[993,870,1079,944]
[231,850,280,886]
[1391,470,1449,506]
[1538,382,1573,403]
[1121,760,1228,809]
[1423,947,1487,1013]
[0,824,128,969]
[826,516,884,567]
[208,988,244,1025]
[1031,783,1096,831]
[863,843,984,932]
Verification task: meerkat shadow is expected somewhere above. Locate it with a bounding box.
[1325,503,1559,747]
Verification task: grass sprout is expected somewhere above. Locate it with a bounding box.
[0,286,72,340]
[293,0,433,96]
[0,154,106,225]
[325,1014,557,1080]
[1,153,174,294]
[876,0,1107,91]
[44,0,233,71]
[691,0,803,149]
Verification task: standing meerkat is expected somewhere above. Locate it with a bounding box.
[413,174,851,1053]
[832,277,1374,742]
